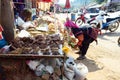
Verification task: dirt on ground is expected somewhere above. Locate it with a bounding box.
[68,29,120,80]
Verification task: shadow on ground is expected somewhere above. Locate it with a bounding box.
[75,58,103,72]
[67,45,103,72]
[98,32,120,40]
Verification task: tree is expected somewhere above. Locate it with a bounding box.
[1,0,15,43]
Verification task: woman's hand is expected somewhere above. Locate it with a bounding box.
[74,45,78,49]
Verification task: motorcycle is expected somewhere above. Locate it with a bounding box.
[75,12,97,26]
[75,13,85,26]
[90,15,120,32]
[75,11,120,32]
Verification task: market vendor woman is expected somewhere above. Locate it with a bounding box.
[65,18,100,60]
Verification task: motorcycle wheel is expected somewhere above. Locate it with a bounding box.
[90,23,97,28]
[118,37,120,44]
[75,19,83,26]
[109,21,119,32]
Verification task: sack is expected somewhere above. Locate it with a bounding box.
[64,57,75,80]
[16,17,25,26]
[74,63,88,80]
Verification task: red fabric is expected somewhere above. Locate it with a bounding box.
[0,34,3,40]
[77,34,84,46]
[89,28,100,40]
[41,0,52,2]
[64,20,79,28]
[0,25,3,32]
[65,0,70,9]
[0,25,3,39]
[81,14,85,23]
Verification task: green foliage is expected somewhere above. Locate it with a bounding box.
[68,41,75,48]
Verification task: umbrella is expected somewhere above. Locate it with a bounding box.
[65,0,71,9]
[64,0,71,17]
[64,0,71,42]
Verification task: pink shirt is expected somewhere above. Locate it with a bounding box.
[0,25,4,40]
[64,20,79,28]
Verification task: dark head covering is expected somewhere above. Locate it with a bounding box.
[71,26,98,39]
[71,27,83,38]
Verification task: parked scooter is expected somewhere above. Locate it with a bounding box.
[75,11,120,32]
[75,12,97,26]
[75,13,86,26]
[91,16,119,32]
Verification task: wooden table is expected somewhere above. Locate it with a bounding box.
[0,54,66,80]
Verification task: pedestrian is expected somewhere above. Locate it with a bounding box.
[50,2,54,12]
[96,6,107,29]
[65,18,100,60]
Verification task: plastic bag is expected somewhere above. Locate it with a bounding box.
[74,63,88,80]
[64,57,75,80]
[22,21,35,30]
[17,30,31,38]
[26,60,40,70]
[16,16,25,26]
[0,45,10,54]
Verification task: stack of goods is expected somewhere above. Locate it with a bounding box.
[27,58,63,80]
[7,34,64,80]
[9,34,63,55]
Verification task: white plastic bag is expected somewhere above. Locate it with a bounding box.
[16,17,25,26]
[35,64,45,76]
[22,21,35,30]
[45,65,54,74]
[74,63,88,80]
[17,30,31,38]
[64,63,75,80]
[64,57,75,80]
[27,60,40,70]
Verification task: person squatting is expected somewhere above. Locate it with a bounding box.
[65,18,101,60]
